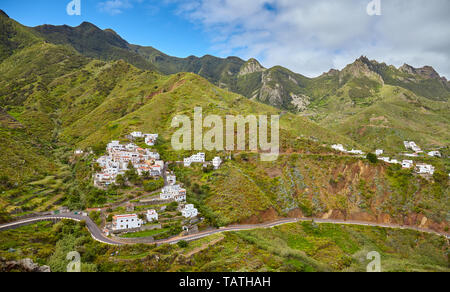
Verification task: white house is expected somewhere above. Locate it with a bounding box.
[167,174,176,185]
[174,193,187,202]
[403,153,419,158]
[402,160,413,169]
[146,209,158,222]
[379,157,390,163]
[184,157,192,167]
[375,149,384,156]
[191,153,205,162]
[212,157,222,169]
[181,204,198,218]
[348,149,364,155]
[428,151,441,158]
[130,132,143,138]
[332,144,346,152]
[404,141,422,153]
[144,134,159,146]
[112,214,143,231]
[184,153,206,167]
[390,159,400,164]
[416,164,435,175]
[74,149,84,155]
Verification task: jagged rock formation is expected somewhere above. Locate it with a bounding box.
[0,258,51,272]
[238,58,266,76]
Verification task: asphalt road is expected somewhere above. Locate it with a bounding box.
[1,215,448,247]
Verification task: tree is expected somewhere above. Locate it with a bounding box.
[366,153,378,164]
[177,240,188,248]
[116,174,126,188]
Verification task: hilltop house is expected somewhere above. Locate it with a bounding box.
[144,134,159,146]
[181,204,198,218]
[184,153,206,167]
[74,149,84,155]
[160,185,186,202]
[130,132,143,138]
[112,214,143,231]
[167,174,176,185]
[146,209,158,222]
[428,151,441,158]
[375,149,384,156]
[404,141,422,153]
[348,149,364,155]
[332,144,346,152]
[402,160,414,169]
[416,164,435,175]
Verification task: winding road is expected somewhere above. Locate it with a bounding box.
[0,214,448,246]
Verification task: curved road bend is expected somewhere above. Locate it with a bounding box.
[0,216,449,247]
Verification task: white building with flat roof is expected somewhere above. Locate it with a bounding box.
[130,132,143,138]
[184,153,206,167]
[402,160,413,169]
[181,204,198,218]
[332,144,346,152]
[416,164,435,175]
[112,214,143,231]
[404,141,422,153]
[428,151,441,158]
[167,174,176,185]
[146,209,158,222]
[375,149,384,156]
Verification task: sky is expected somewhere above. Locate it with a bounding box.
[1,0,449,78]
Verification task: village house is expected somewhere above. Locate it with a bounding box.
[160,184,186,201]
[404,141,422,153]
[146,209,158,222]
[212,157,222,169]
[416,163,435,175]
[130,132,143,138]
[331,144,346,152]
[144,134,159,146]
[74,149,84,155]
[112,214,143,231]
[348,149,365,155]
[402,160,414,169]
[181,204,198,218]
[184,153,206,167]
[428,151,442,158]
[174,193,187,202]
[167,174,176,185]
[375,149,384,156]
[379,157,390,163]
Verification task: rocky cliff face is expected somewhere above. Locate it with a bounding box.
[238,58,266,76]
[399,63,445,81]
[0,258,51,272]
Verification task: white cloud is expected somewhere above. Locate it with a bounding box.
[170,0,450,78]
[98,0,141,16]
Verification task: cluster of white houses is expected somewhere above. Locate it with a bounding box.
[183,152,223,169]
[112,205,197,231]
[376,140,439,175]
[331,141,440,176]
[331,144,365,155]
[94,135,163,188]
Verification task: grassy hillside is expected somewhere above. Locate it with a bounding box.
[171,153,449,231]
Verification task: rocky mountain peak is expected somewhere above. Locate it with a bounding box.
[400,63,442,80]
[238,58,266,76]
